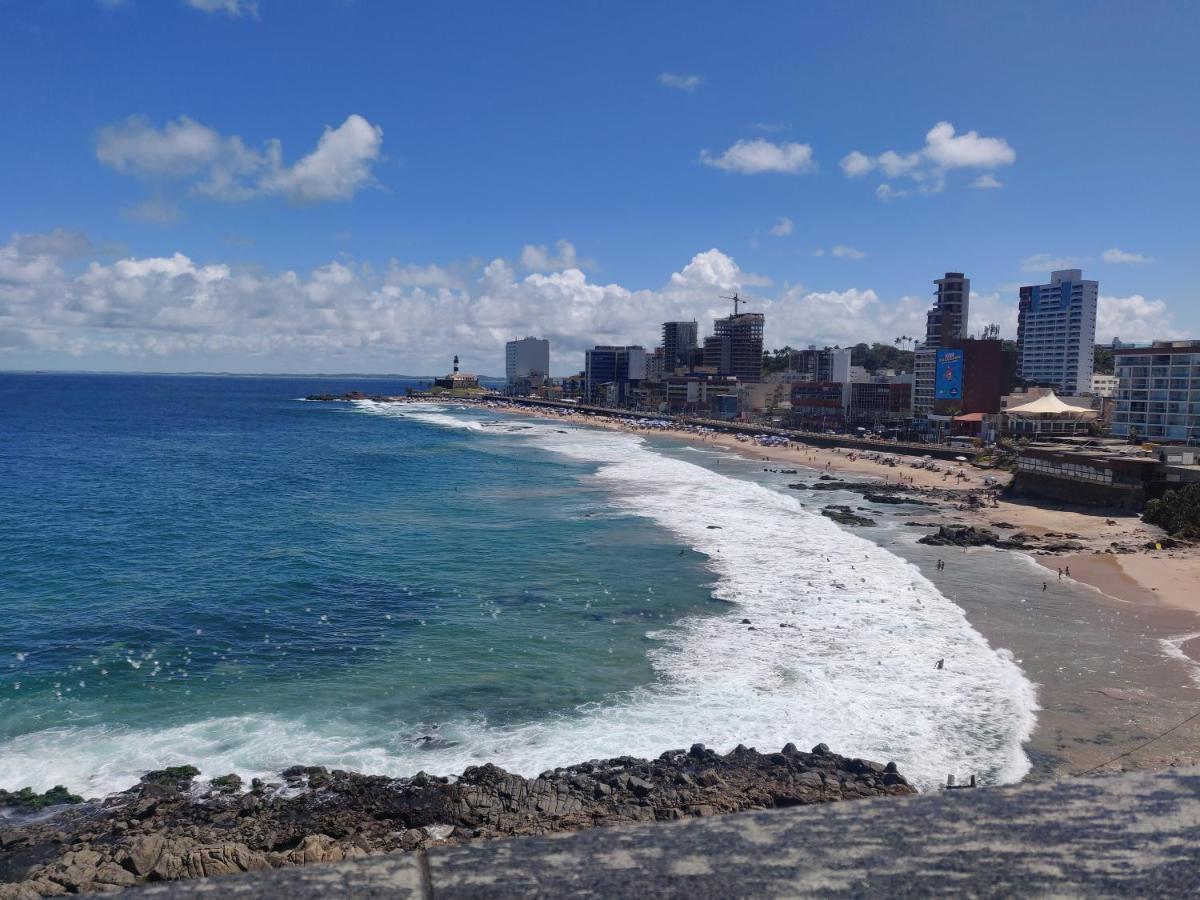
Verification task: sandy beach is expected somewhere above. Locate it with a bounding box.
[498,402,1200,613]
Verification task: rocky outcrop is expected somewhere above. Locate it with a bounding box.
[918,524,1086,554]
[821,506,878,527]
[0,745,913,897]
[918,525,1005,547]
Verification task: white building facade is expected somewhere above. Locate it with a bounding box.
[1017,269,1099,396]
[1112,340,1200,443]
[505,337,550,386]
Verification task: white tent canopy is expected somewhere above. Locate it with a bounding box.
[1006,392,1098,417]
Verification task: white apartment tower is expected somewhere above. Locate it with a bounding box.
[1017,270,1098,396]
[505,336,550,386]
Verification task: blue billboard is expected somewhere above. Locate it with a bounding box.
[934,348,964,401]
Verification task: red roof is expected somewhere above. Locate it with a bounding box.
[953,412,985,422]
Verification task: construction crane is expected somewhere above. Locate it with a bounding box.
[720,292,746,315]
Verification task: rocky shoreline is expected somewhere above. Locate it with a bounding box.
[0,744,913,897]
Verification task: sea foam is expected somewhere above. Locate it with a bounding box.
[0,403,1038,796]
[356,403,1039,789]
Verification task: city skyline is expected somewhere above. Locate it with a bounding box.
[1,0,1196,375]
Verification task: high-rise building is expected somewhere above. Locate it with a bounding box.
[505,336,550,390]
[661,321,698,375]
[584,345,647,405]
[914,272,971,414]
[1017,269,1099,395]
[926,272,971,348]
[703,312,764,381]
[1112,340,1200,442]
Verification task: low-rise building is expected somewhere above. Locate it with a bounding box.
[1002,391,1099,437]
[1012,441,1158,508]
[791,381,846,431]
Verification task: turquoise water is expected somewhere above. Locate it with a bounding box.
[1,374,1037,794]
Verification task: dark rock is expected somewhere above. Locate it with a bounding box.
[821,505,877,527]
[0,746,913,896]
[918,525,1003,547]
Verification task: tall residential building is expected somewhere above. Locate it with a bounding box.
[1112,340,1200,442]
[661,321,698,375]
[703,312,764,381]
[1017,269,1099,395]
[925,272,971,348]
[505,336,550,387]
[584,345,647,405]
[789,346,851,383]
[914,272,971,414]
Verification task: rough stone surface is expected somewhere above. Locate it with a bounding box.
[108,766,1200,898]
[0,745,909,897]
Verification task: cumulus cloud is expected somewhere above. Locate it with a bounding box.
[830,245,866,260]
[1097,295,1180,343]
[768,217,794,237]
[0,232,950,372]
[1102,247,1154,265]
[519,240,595,272]
[971,174,1002,190]
[842,122,1014,199]
[184,0,257,17]
[96,114,383,204]
[658,72,703,92]
[700,139,815,175]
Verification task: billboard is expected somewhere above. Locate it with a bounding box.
[934,348,964,401]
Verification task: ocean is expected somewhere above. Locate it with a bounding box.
[0,373,1037,795]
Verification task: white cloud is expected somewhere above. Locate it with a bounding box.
[0,233,949,372]
[184,0,258,17]
[1097,295,1180,343]
[97,116,223,177]
[1102,247,1154,265]
[971,174,1003,190]
[830,245,866,260]
[843,121,1014,199]
[519,240,596,272]
[922,122,1015,169]
[839,151,873,177]
[1019,253,1083,274]
[255,115,383,202]
[768,217,794,237]
[658,72,703,92]
[96,114,383,204]
[700,139,815,175]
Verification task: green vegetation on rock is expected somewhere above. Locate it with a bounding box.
[1143,483,1200,539]
[0,785,84,810]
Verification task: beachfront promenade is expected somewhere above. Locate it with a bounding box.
[127,765,1200,898]
[490,395,981,462]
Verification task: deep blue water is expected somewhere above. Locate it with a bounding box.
[0,373,718,792]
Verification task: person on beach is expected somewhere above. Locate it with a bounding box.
[1043,582,1048,592]
[1065,566,1071,578]
[1057,568,1063,581]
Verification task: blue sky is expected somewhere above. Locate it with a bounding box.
[1,0,1196,374]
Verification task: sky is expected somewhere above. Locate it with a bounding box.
[1,0,1197,375]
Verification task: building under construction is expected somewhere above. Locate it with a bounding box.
[703,296,764,381]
